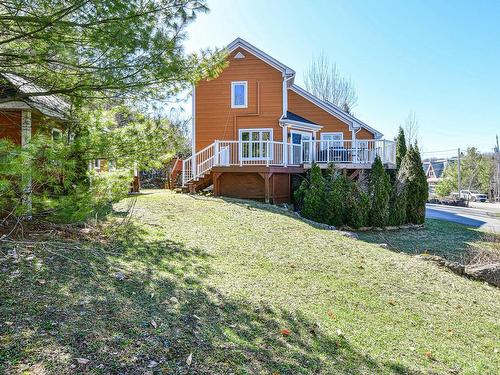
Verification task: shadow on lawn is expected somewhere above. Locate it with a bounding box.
[357,219,487,263]
[1,222,416,374]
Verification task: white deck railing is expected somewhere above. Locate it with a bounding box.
[301,140,396,165]
[183,139,395,186]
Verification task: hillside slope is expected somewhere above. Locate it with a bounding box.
[1,190,499,374]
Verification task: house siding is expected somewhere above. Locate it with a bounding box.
[195,47,284,152]
[0,110,47,145]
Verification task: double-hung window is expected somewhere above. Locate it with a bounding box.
[239,129,273,160]
[231,81,248,108]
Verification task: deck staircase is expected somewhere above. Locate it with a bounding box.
[186,171,213,193]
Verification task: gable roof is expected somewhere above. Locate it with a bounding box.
[0,73,70,119]
[227,38,295,78]
[225,38,383,138]
[289,84,383,139]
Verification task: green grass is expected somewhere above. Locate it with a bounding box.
[1,190,499,374]
[358,219,495,263]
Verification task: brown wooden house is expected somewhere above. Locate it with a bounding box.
[0,73,69,146]
[183,38,395,203]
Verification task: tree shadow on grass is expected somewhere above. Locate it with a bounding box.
[357,219,489,263]
[1,222,418,374]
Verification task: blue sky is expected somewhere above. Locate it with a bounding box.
[183,0,500,157]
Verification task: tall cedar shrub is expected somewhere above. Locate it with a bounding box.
[395,126,408,170]
[300,163,326,222]
[345,181,370,228]
[399,145,428,224]
[388,177,407,226]
[324,166,348,227]
[368,156,391,227]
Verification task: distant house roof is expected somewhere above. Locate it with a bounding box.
[431,161,446,179]
[283,111,318,125]
[0,73,70,119]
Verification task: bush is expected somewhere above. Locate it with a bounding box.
[0,134,131,224]
[399,145,428,224]
[368,156,391,227]
[345,182,370,228]
[300,163,326,222]
[324,167,349,227]
[388,178,407,226]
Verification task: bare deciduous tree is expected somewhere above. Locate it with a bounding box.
[403,111,420,146]
[304,52,357,113]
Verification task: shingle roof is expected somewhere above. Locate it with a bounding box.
[283,111,318,125]
[0,73,70,119]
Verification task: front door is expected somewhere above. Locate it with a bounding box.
[290,131,312,164]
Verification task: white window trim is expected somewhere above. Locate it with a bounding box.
[320,132,344,149]
[51,128,62,141]
[94,159,101,169]
[238,128,273,160]
[290,130,313,164]
[231,81,248,108]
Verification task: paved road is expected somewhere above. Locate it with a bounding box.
[426,204,500,233]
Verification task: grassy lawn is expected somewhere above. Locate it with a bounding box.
[1,190,499,374]
[358,219,494,263]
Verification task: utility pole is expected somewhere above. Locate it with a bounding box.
[495,135,500,202]
[457,147,461,198]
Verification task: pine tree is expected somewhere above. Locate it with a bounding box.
[399,144,428,224]
[300,163,326,222]
[395,126,407,170]
[368,156,391,227]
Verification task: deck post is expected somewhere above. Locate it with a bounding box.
[21,109,32,218]
[282,125,288,167]
[213,140,219,166]
[266,141,270,167]
[382,140,386,163]
[351,128,357,163]
[239,140,243,167]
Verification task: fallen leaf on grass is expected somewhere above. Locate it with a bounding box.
[280,329,291,336]
[147,360,158,368]
[424,351,434,360]
[186,352,193,366]
[37,279,46,285]
[151,320,158,329]
[76,358,90,365]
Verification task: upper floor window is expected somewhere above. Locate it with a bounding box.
[231,81,247,108]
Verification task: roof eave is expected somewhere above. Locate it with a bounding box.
[227,37,296,77]
[279,119,323,131]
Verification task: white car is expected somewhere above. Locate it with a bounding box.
[460,190,488,202]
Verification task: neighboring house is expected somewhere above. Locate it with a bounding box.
[423,158,456,197]
[182,38,395,203]
[0,74,140,193]
[0,73,69,145]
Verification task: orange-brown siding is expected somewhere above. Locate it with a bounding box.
[0,110,62,145]
[195,47,375,152]
[287,90,374,140]
[195,48,284,152]
[0,110,22,144]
